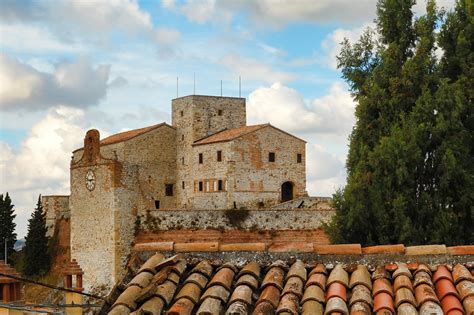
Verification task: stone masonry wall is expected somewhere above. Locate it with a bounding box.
[139,208,335,231]
[230,126,306,208]
[42,195,69,237]
[172,95,246,209]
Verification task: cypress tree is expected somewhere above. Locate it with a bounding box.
[326,0,473,245]
[0,193,17,261]
[23,195,50,276]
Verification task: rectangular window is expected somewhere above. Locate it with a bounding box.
[181,134,184,141]
[182,157,184,165]
[199,181,203,192]
[218,109,223,116]
[218,180,223,191]
[206,181,210,192]
[165,184,173,196]
[217,150,222,161]
[154,200,160,209]
[297,153,302,163]
[199,153,203,164]
[182,181,185,189]
[269,152,275,162]
[180,110,183,117]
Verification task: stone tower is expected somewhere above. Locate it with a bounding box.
[172,95,246,208]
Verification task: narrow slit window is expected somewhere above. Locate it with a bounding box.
[199,181,203,192]
[199,153,203,164]
[218,180,223,191]
[165,184,173,196]
[182,181,185,189]
[217,150,222,161]
[297,153,302,163]
[182,157,184,165]
[180,110,183,117]
[154,200,160,209]
[181,134,184,141]
[269,152,275,162]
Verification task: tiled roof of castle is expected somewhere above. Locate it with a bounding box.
[100,123,172,146]
[105,247,474,315]
[193,124,268,145]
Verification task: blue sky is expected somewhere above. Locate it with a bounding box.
[0,0,454,237]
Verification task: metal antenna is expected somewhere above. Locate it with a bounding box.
[239,75,241,97]
[221,80,223,96]
[176,76,179,98]
[193,72,196,95]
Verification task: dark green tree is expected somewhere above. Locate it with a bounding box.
[23,195,50,276]
[326,0,473,245]
[0,193,17,261]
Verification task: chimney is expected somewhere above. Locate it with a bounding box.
[0,260,22,303]
[63,259,84,315]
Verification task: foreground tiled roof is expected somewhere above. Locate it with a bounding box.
[193,124,268,145]
[105,251,474,315]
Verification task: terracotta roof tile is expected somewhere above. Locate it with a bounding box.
[105,253,474,314]
[193,124,268,145]
[100,123,170,146]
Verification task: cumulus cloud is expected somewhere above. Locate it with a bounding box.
[248,82,355,135]
[221,54,295,84]
[0,54,110,111]
[306,144,346,196]
[168,0,377,26]
[0,0,181,46]
[0,106,89,236]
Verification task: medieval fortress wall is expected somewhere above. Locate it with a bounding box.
[42,95,332,293]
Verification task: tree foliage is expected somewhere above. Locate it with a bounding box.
[0,193,17,261]
[23,195,50,276]
[326,0,473,245]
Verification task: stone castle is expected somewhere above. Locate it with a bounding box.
[43,95,311,291]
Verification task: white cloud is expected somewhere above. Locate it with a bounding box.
[154,27,181,44]
[170,0,377,26]
[248,82,355,135]
[221,54,295,84]
[306,144,346,197]
[0,106,89,237]
[0,54,110,111]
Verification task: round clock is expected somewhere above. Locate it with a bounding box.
[85,169,95,191]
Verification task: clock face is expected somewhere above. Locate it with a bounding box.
[85,169,95,191]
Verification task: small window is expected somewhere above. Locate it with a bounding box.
[165,184,173,196]
[180,110,183,117]
[154,200,160,209]
[218,180,223,191]
[269,152,275,162]
[181,157,184,165]
[199,153,203,164]
[218,109,223,116]
[297,153,302,163]
[199,181,203,192]
[182,181,185,189]
[181,134,184,141]
[217,150,222,162]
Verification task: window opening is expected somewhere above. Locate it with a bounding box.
[269,152,275,162]
[154,200,160,209]
[199,153,203,164]
[217,150,222,161]
[165,184,173,196]
[297,153,302,163]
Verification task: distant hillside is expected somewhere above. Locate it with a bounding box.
[14,238,25,251]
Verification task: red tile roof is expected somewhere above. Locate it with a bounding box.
[104,247,474,315]
[100,123,171,146]
[193,124,268,145]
